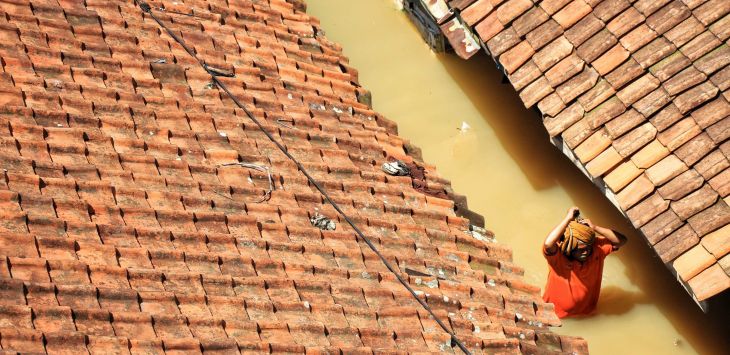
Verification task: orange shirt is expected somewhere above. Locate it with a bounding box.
[542,238,614,318]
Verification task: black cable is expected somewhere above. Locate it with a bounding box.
[135,2,472,353]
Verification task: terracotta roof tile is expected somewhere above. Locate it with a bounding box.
[654,224,700,262]
[500,40,535,73]
[538,92,567,117]
[540,0,573,16]
[673,243,716,281]
[640,209,683,244]
[613,122,658,157]
[688,263,730,301]
[474,12,504,43]
[576,79,614,111]
[701,224,730,259]
[507,59,541,91]
[616,174,655,209]
[671,183,720,219]
[687,200,730,236]
[461,0,496,26]
[495,0,533,24]
[519,76,554,107]
[525,19,563,50]
[646,1,692,34]
[626,192,670,227]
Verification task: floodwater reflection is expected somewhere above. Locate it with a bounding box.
[307,1,730,354]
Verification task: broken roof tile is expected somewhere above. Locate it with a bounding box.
[671,183,719,219]
[701,224,730,259]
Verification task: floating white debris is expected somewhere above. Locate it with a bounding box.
[443,296,449,302]
[458,121,471,132]
[424,279,438,289]
[219,132,227,137]
[473,326,480,333]
[303,301,310,309]
[393,0,404,11]
[287,93,293,100]
[487,279,496,287]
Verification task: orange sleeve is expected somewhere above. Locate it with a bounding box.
[597,238,614,257]
[543,245,561,266]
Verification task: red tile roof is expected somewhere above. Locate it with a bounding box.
[0,0,584,353]
[436,0,730,303]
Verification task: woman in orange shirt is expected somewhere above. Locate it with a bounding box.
[542,207,627,318]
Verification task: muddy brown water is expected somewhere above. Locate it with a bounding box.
[307,1,730,354]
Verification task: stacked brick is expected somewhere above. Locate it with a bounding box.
[0,0,585,353]
[439,0,730,303]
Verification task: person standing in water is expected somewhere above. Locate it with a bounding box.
[542,207,627,318]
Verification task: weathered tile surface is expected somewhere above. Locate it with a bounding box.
[0,0,575,353]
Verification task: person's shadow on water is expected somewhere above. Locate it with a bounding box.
[594,286,649,316]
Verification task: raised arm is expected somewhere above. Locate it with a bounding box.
[544,207,579,255]
[583,219,628,250]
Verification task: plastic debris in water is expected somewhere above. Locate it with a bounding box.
[152,58,166,64]
[458,121,471,132]
[310,213,336,230]
[381,161,410,176]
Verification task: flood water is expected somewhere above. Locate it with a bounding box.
[307,1,730,354]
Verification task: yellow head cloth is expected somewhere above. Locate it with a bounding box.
[560,221,596,256]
